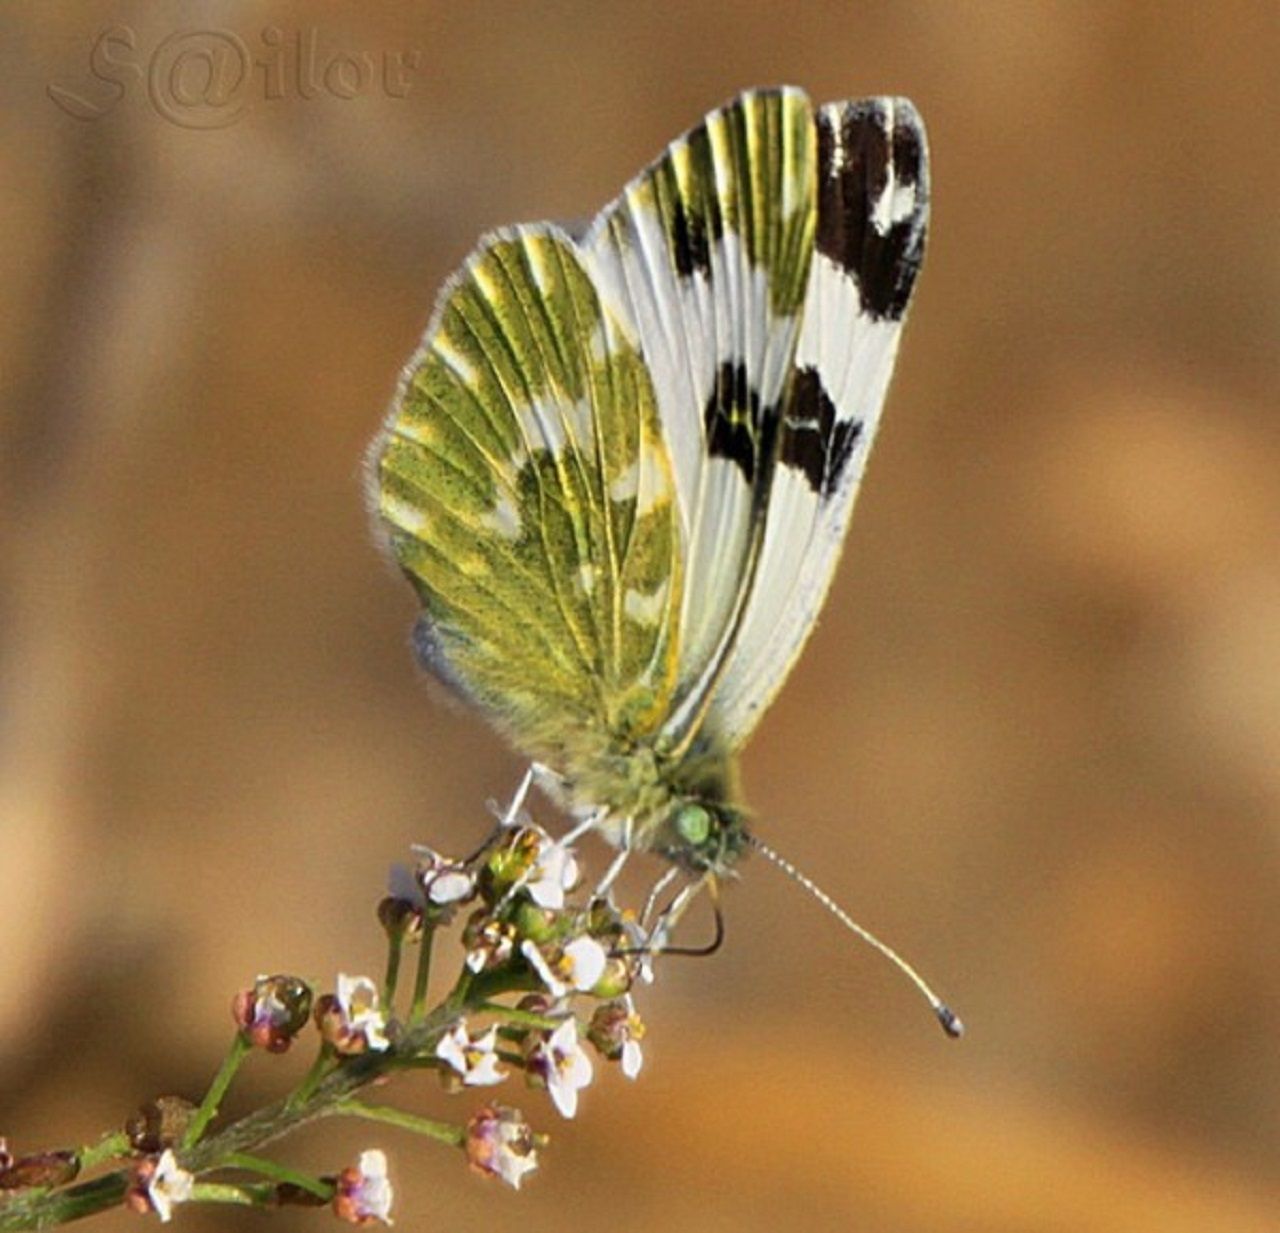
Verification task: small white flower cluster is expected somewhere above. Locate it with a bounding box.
[430,824,652,1128]
[367,820,656,1194]
[81,813,661,1228]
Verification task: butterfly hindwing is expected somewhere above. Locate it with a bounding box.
[374,227,684,762]
[702,97,930,746]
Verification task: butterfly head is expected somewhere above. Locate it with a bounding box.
[659,798,750,877]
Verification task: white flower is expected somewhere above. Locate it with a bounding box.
[587,999,645,1080]
[334,1148,394,1225]
[392,847,477,912]
[621,1038,643,1079]
[466,918,516,974]
[520,936,608,999]
[336,974,391,1052]
[531,1019,593,1119]
[435,1021,506,1087]
[465,1105,539,1190]
[520,939,566,997]
[560,936,607,991]
[525,835,579,910]
[428,868,475,904]
[146,1150,194,1224]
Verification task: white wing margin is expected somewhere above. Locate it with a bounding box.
[703,97,931,747]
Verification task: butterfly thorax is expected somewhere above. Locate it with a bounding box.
[556,732,751,877]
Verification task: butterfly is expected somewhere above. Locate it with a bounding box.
[370,85,929,924]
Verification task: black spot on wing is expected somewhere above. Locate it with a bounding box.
[815,98,929,322]
[780,366,863,496]
[704,361,769,484]
[670,197,711,278]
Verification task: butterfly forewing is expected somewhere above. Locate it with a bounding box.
[700,97,930,747]
[582,88,818,746]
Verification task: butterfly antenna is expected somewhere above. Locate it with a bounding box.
[747,835,964,1039]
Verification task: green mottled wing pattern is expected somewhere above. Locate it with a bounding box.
[374,227,682,765]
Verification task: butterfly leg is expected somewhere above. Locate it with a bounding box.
[498,764,538,827]
[558,805,607,849]
[647,876,723,958]
[639,866,681,929]
[593,818,634,899]
[647,879,701,950]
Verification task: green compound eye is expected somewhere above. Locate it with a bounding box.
[674,803,712,846]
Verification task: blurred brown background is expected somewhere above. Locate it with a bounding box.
[2,3,1277,1231]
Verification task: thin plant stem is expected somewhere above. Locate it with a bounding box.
[190,1182,260,1207]
[476,1001,561,1031]
[383,932,404,1009]
[286,1046,334,1112]
[182,1034,252,1149]
[220,1153,332,1200]
[333,1100,463,1147]
[0,997,464,1229]
[409,925,436,1020]
[76,1133,130,1172]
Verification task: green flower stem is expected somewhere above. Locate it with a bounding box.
[459,962,540,1007]
[409,925,436,1020]
[190,1182,260,1207]
[221,1153,332,1199]
[182,1033,252,1149]
[287,1045,335,1112]
[0,986,504,1230]
[384,931,405,1008]
[76,1133,130,1171]
[333,1100,464,1147]
[0,1174,127,1230]
[477,1001,561,1031]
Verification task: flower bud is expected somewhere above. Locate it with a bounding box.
[377,896,424,943]
[232,974,313,1053]
[586,897,629,942]
[480,827,542,901]
[588,956,633,1000]
[462,912,516,974]
[125,1097,197,1153]
[512,901,559,944]
[0,1150,79,1192]
[587,1001,645,1079]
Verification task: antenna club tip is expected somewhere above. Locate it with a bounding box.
[936,1005,965,1039]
